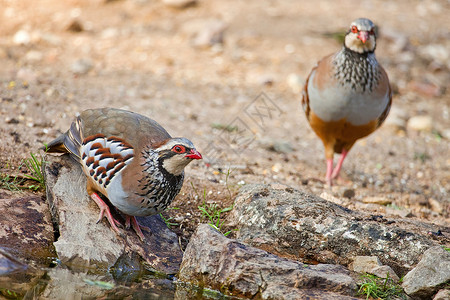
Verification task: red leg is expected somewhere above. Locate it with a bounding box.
[90,192,121,234]
[326,158,334,186]
[125,215,151,241]
[331,149,348,180]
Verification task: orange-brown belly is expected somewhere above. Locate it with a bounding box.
[308,111,378,157]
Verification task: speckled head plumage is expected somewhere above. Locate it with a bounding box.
[151,137,202,177]
[344,18,376,54]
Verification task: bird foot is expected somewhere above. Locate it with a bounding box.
[90,193,122,235]
[125,215,150,241]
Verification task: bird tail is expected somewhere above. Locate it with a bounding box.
[45,116,83,160]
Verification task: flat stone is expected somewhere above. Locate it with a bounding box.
[362,196,392,205]
[44,154,182,274]
[349,256,381,273]
[227,184,444,276]
[178,224,358,299]
[370,265,400,282]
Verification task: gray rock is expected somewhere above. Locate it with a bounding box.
[402,246,450,299]
[0,192,56,265]
[227,184,444,276]
[178,224,358,299]
[44,154,182,274]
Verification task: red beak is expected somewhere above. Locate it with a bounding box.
[358,31,369,43]
[186,149,202,160]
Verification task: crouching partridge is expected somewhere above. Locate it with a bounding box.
[302,18,392,186]
[46,108,202,240]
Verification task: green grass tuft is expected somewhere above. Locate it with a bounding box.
[22,152,46,191]
[198,202,236,236]
[358,273,406,300]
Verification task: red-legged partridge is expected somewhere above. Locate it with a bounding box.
[302,18,392,186]
[46,108,202,240]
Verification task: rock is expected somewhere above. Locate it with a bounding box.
[343,189,355,199]
[370,265,400,282]
[71,58,94,75]
[362,196,392,205]
[407,115,433,132]
[13,29,31,45]
[178,224,358,299]
[349,256,381,273]
[402,246,450,299]
[162,0,197,8]
[433,289,450,300]
[320,191,344,205]
[348,255,400,282]
[227,184,444,275]
[428,198,444,214]
[44,154,182,274]
[0,193,56,265]
[385,206,414,218]
[182,19,227,48]
[67,19,84,32]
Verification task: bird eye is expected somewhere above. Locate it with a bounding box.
[369,29,375,35]
[172,145,186,153]
[351,26,358,33]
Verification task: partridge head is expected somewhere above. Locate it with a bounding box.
[45,108,202,240]
[302,18,392,186]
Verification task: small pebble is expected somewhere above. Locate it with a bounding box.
[71,58,94,75]
[407,115,433,132]
[13,30,31,45]
[362,196,392,205]
[428,198,443,214]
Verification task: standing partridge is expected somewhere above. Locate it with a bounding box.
[46,108,202,240]
[302,18,392,186]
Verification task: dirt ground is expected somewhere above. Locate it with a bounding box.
[1,0,449,248]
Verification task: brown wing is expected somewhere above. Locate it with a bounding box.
[301,68,313,122]
[375,67,392,128]
[80,108,172,149]
[302,54,336,123]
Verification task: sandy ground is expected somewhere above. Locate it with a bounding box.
[1,0,449,246]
